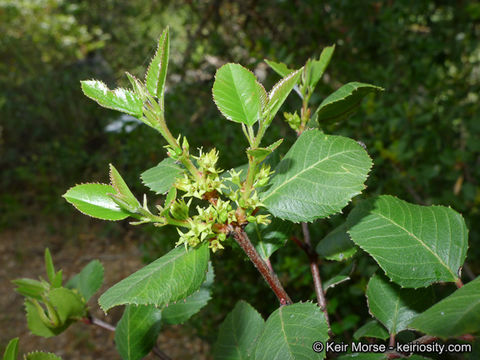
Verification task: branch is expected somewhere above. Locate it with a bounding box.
[231,226,292,305]
[83,315,172,360]
[300,223,332,335]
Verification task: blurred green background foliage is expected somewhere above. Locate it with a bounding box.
[1,0,479,345]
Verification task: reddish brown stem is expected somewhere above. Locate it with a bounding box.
[456,278,464,288]
[389,333,396,347]
[231,226,292,305]
[300,223,332,335]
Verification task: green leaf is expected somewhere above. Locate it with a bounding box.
[25,352,62,360]
[316,223,357,261]
[247,148,272,163]
[264,60,295,78]
[2,338,19,360]
[353,320,389,340]
[48,287,87,323]
[323,275,351,293]
[115,305,162,360]
[99,243,209,312]
[109,164,140,210]
[254,302,329,360]
[12,278,47,300]
[305,45,335,91]
[162,262,214,325]
[213,301,265,360]
[261,130,372,223]
[347,195,468,288]
[366,274,434,335]
[51,270,62,289]
[212,63,267,126]
[25,301,66,338]
[63,183,131,221]
[265,69,301,121]
[66,260,104,301]
[141,158,184,195]
[81,80,142,117]
[145,27,169,102]
[246,215,291,260]
[409,276,480,337]
[314,82,383,124]
[44,249,55,283]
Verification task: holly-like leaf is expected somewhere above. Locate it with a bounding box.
[212,63,267,126]
[213,301,265,360]
[161,262,214,325]
[366,274,434,335]
[409,276,480,337]
[314,82,383,124]
[141,158,184,195]
[2,338,19,360]
[246,215,291,260]
[265,59,296,78]
[25,352,62,360]
[353,320,389,340]
[254,302,329,360]
[347,195,468,288]
[99,243,209,312]
[66,260,104,301]
[115,305,162,360]
[145,27,169,102]
[63,184,131,221]
[305,45,335,91]
[81,80,142,117]
[261,130,372,223]
[265,69,301,122]
[316,223,357,261]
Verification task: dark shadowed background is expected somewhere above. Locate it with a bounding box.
[1,1,479,358]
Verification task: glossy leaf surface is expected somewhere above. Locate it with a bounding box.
[63,184,130,221]
[316,223,357,261]
[81,80,142,117]
[410,276,480,337]
[315,82,383,124]
[66,260,104,301]
[161,262,214,325]
[115,305,162,360]
[254,302,329,359]
[264,59,295,78]
[213,301,264,360]
[213,63,266,126]
[99,243,209,311]
[266,69,301,121]
[366,274,434,335]
[145,27,169,100]
[141,158,184,195]
[347,195,468,287]
[262,130,372,223]
[353,320,389,340]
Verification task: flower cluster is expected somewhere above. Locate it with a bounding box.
[175,148,225,199]
[167,147,275,252]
